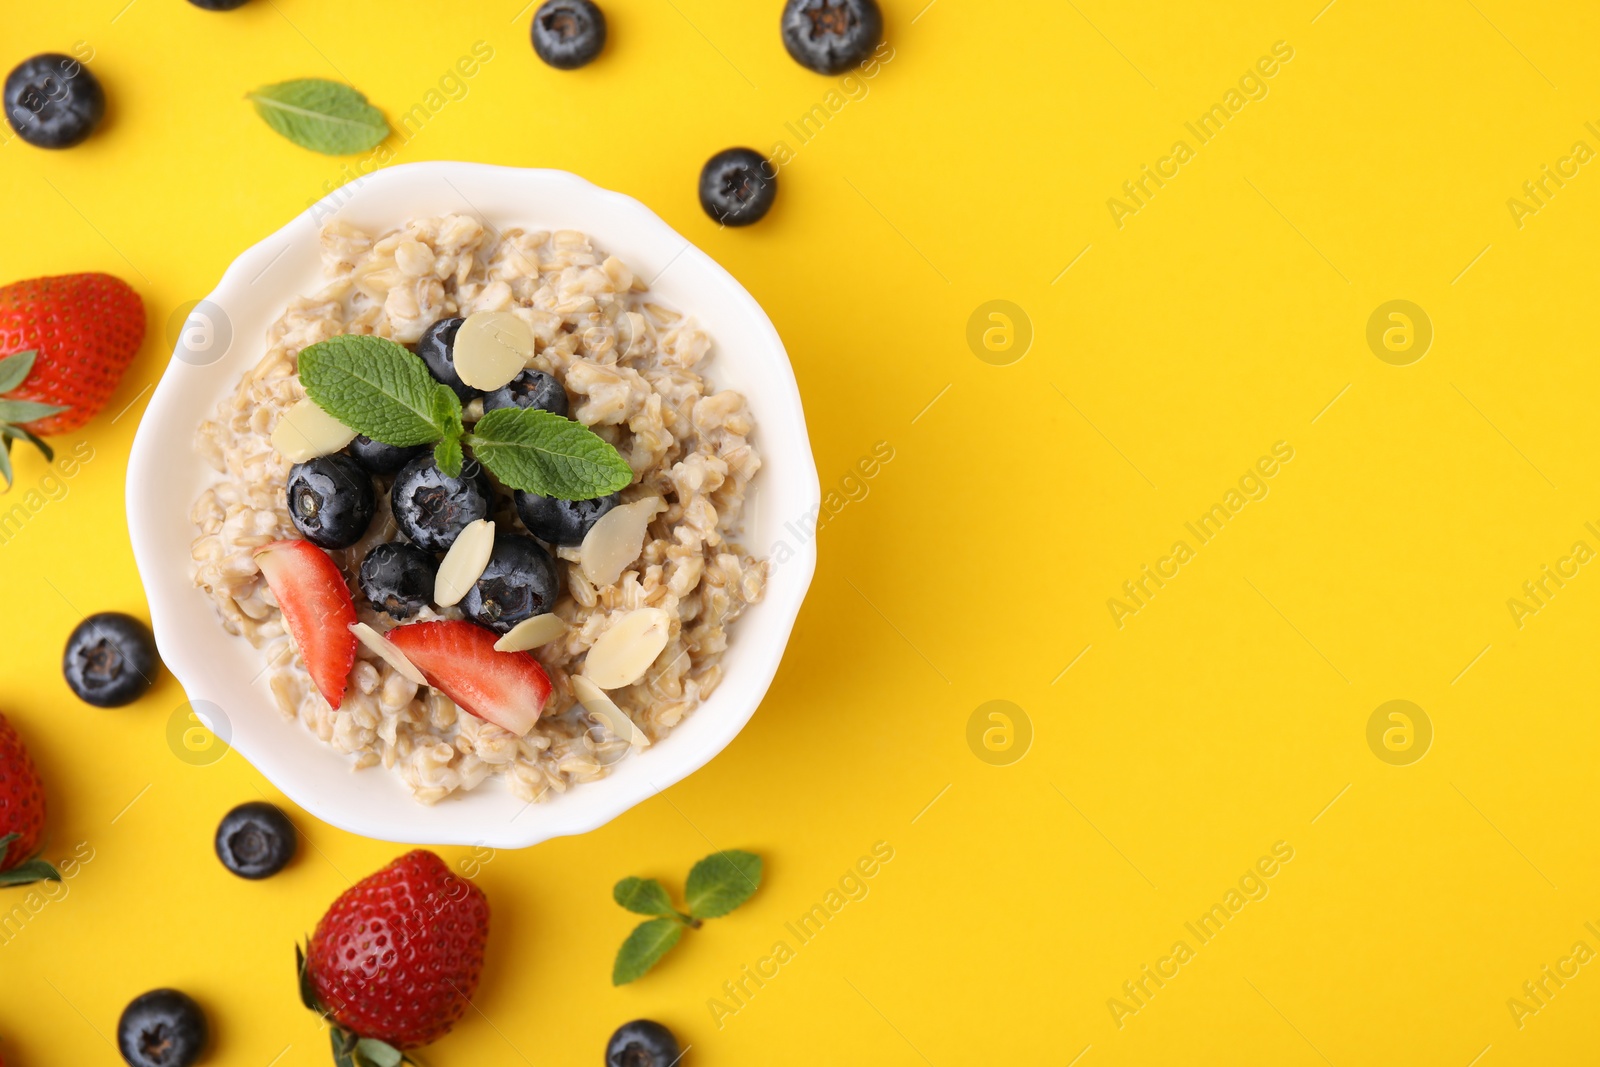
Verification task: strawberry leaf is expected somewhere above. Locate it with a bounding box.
[0,350,37,394]
[1,423,53,461]
[0,837,61,887]
[296,942,323,1014]
[355,1039,403,1067]
[0,859,61,886]
[330,1028,360,1067]
[0,399,68,425]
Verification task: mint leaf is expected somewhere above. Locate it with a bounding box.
[247,79,389,155]
[612,917,683,985]
[433,434,463,478]
[614,876,676,917]
[298,335,454,447]
[685,850,762,919]
[0,350,37,394]
[466,407,633,501]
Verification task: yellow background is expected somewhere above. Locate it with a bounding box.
[3,0,1599,1063]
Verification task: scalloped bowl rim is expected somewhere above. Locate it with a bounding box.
[126,161,818,848]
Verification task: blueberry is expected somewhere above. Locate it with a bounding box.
[531,0,607,70]
[484,369,570,418]
[699,148,778,227]
[214,801,296,880]
[781,0,883,75]
[4,54,106,150]
[186,0,252,7]
[416,317,479,402]
[116,989,208,1067]
[63,612,158,708]
[462,534,560,634]
[359,542,439,620]
[286,454,375,550]
[605,1020,681,1067]
[392,456,493,553]
[515,488,619,547]
[346,435,428,475]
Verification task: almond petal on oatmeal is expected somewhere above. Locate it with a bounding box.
[573,674,651,748]
[454,311,534,391]
[493,612,569,652]
[583,608,672,689]
[271,398,357,462]
[580,497,665,588]
[349,622,427,686]
[434,519,495,607]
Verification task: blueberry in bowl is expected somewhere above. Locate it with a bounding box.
[287,454,375,549]
[214,801,297,879]
[531,0,608,70]
[117,988,209,1067]
[484,368,569,417]
[3,53,106,149]
[515,488,619,546]
[781,0,883,75]
[346,434,428,475]
[359,541,438,621]
[63,612,158,707]
[416,316,479,402]
[462,533,560,634]
[699,148,778,227]
[391,455,493,552]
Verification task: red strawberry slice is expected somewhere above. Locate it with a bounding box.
[254,540,357,710]
[387,620,550,736]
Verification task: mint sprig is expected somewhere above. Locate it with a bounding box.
[295,334,630,497]
[611,850,763,985]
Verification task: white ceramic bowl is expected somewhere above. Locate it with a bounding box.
[127,162,818,847]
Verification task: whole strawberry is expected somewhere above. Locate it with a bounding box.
[0,712,60,887]
[298,850,488,1062]
[0,273,144,482]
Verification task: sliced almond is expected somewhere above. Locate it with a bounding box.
[453,311,534,391]
[583,608,672,689]
[573,675,651,748]
[271,398,356,462]
[580,497,664,587]
[349,622,427,685]
[494,613,569,652]
[434,519,495,607]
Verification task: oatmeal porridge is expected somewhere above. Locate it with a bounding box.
[189,213,767,804]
